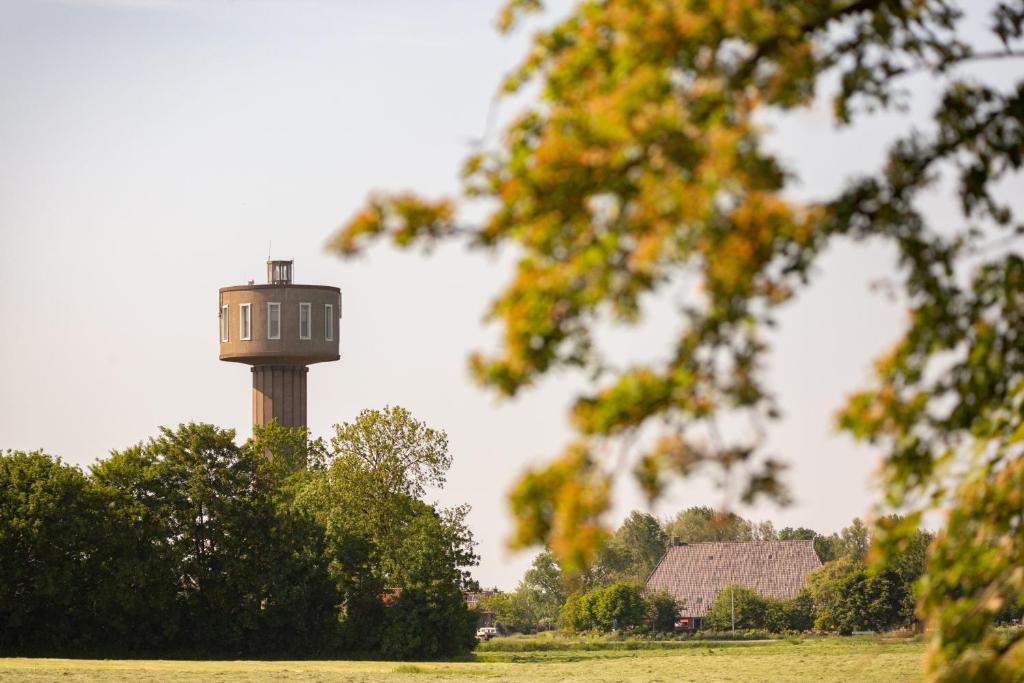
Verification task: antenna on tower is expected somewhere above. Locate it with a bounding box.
[268,240,272,260]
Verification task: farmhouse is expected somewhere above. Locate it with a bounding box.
[645,540,822,629]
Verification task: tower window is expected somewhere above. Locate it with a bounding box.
[220,305,229,342]
[299,303,311,340]
[325,304,334,341]
[239,303,251,341]
[267,302,281,340]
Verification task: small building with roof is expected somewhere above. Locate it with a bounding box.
[645,540,822,630]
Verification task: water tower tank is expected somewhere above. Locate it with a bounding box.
[218,260,341,429]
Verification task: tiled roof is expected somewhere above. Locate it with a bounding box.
[645,540,821,618]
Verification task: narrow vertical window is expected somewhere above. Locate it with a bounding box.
[220,305,229,342]
[239,303,251,341]
[325,304,334,341]
[299,303,311,340]
[267,302,281,340]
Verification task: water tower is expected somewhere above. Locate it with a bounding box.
[218,260,341,429]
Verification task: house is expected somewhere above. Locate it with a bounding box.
[645,540,822,630]
[463,588,501,611]
[381,587,403,606]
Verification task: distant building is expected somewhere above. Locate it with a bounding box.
[645,540,821,630]
[464,588,501,611]
[381,588,403,606]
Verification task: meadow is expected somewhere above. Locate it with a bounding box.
[0,635,926,682]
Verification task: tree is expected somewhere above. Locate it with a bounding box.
[559,591,584,631]
[319,406,459,582]
[705,584,812,633]
[779,527,819,541]
[473,552,566,634]
[592,511,669,585]
[614,511,670,579]
[566,582,647,631]
[302,406,479,657]
[97,424,261,654]
[806,520,930,637]
[236,423,341,656]
[705,585,765,632]
[664,507,752,544]
[330,1,1024,675]
[572,589,601,631]
[520,550,568,625]
[95,422,339,656]
[594,582,648,630]
[0,426,344,658]
[806,557,859,626]
[814,518,871,565]
[524,550,566,602]
[814,568,909,635]
[0,451,109,654]
[378,502,479,658]
[329,405,450,501]
[479,589,541,633]
[778,590,815,633]
[88,443,186,654]
[1,415,478,659]
[647,591,680,632]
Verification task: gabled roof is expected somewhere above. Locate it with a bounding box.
[645,540,821,618]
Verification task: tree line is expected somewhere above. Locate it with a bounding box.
[0,407,478,659]
[483,506,1020,635]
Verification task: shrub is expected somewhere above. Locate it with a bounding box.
[593,582,647,630]
[379,585,478,659]
[814,568,907,635]
[562,582,648,632]
[705,584,813,633]
[559,591,584,631]
[647,591,679,632]
[706,585,768,631]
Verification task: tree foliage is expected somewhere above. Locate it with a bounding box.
[588,511,669,586]
[647,591,681,633]
[328,405,451,501]
[479,591,532,633]
[0,451,109,654]
[565,581,649,631]
[814,518,871,565]
[300,407,479,658]
[561,582,676,633]
[329,1,1024,676]
[664,506,762,545]
[0,412,478,659]
[705,584,813,633]
[524,550,568,613]
[813,567,907,635]
[806,522,932,635]
[480,550,568,632]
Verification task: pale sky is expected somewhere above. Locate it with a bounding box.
[1,0,1020,589]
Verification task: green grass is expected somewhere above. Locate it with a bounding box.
[476,633,776,652]
[0,635,926,682]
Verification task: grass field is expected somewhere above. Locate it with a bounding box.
[0,636,926,682]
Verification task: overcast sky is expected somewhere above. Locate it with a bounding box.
[1,0,1020,589]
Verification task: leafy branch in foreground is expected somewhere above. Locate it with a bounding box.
[328,2,1024,679]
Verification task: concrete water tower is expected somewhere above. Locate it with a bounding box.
[218,260,341,429]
